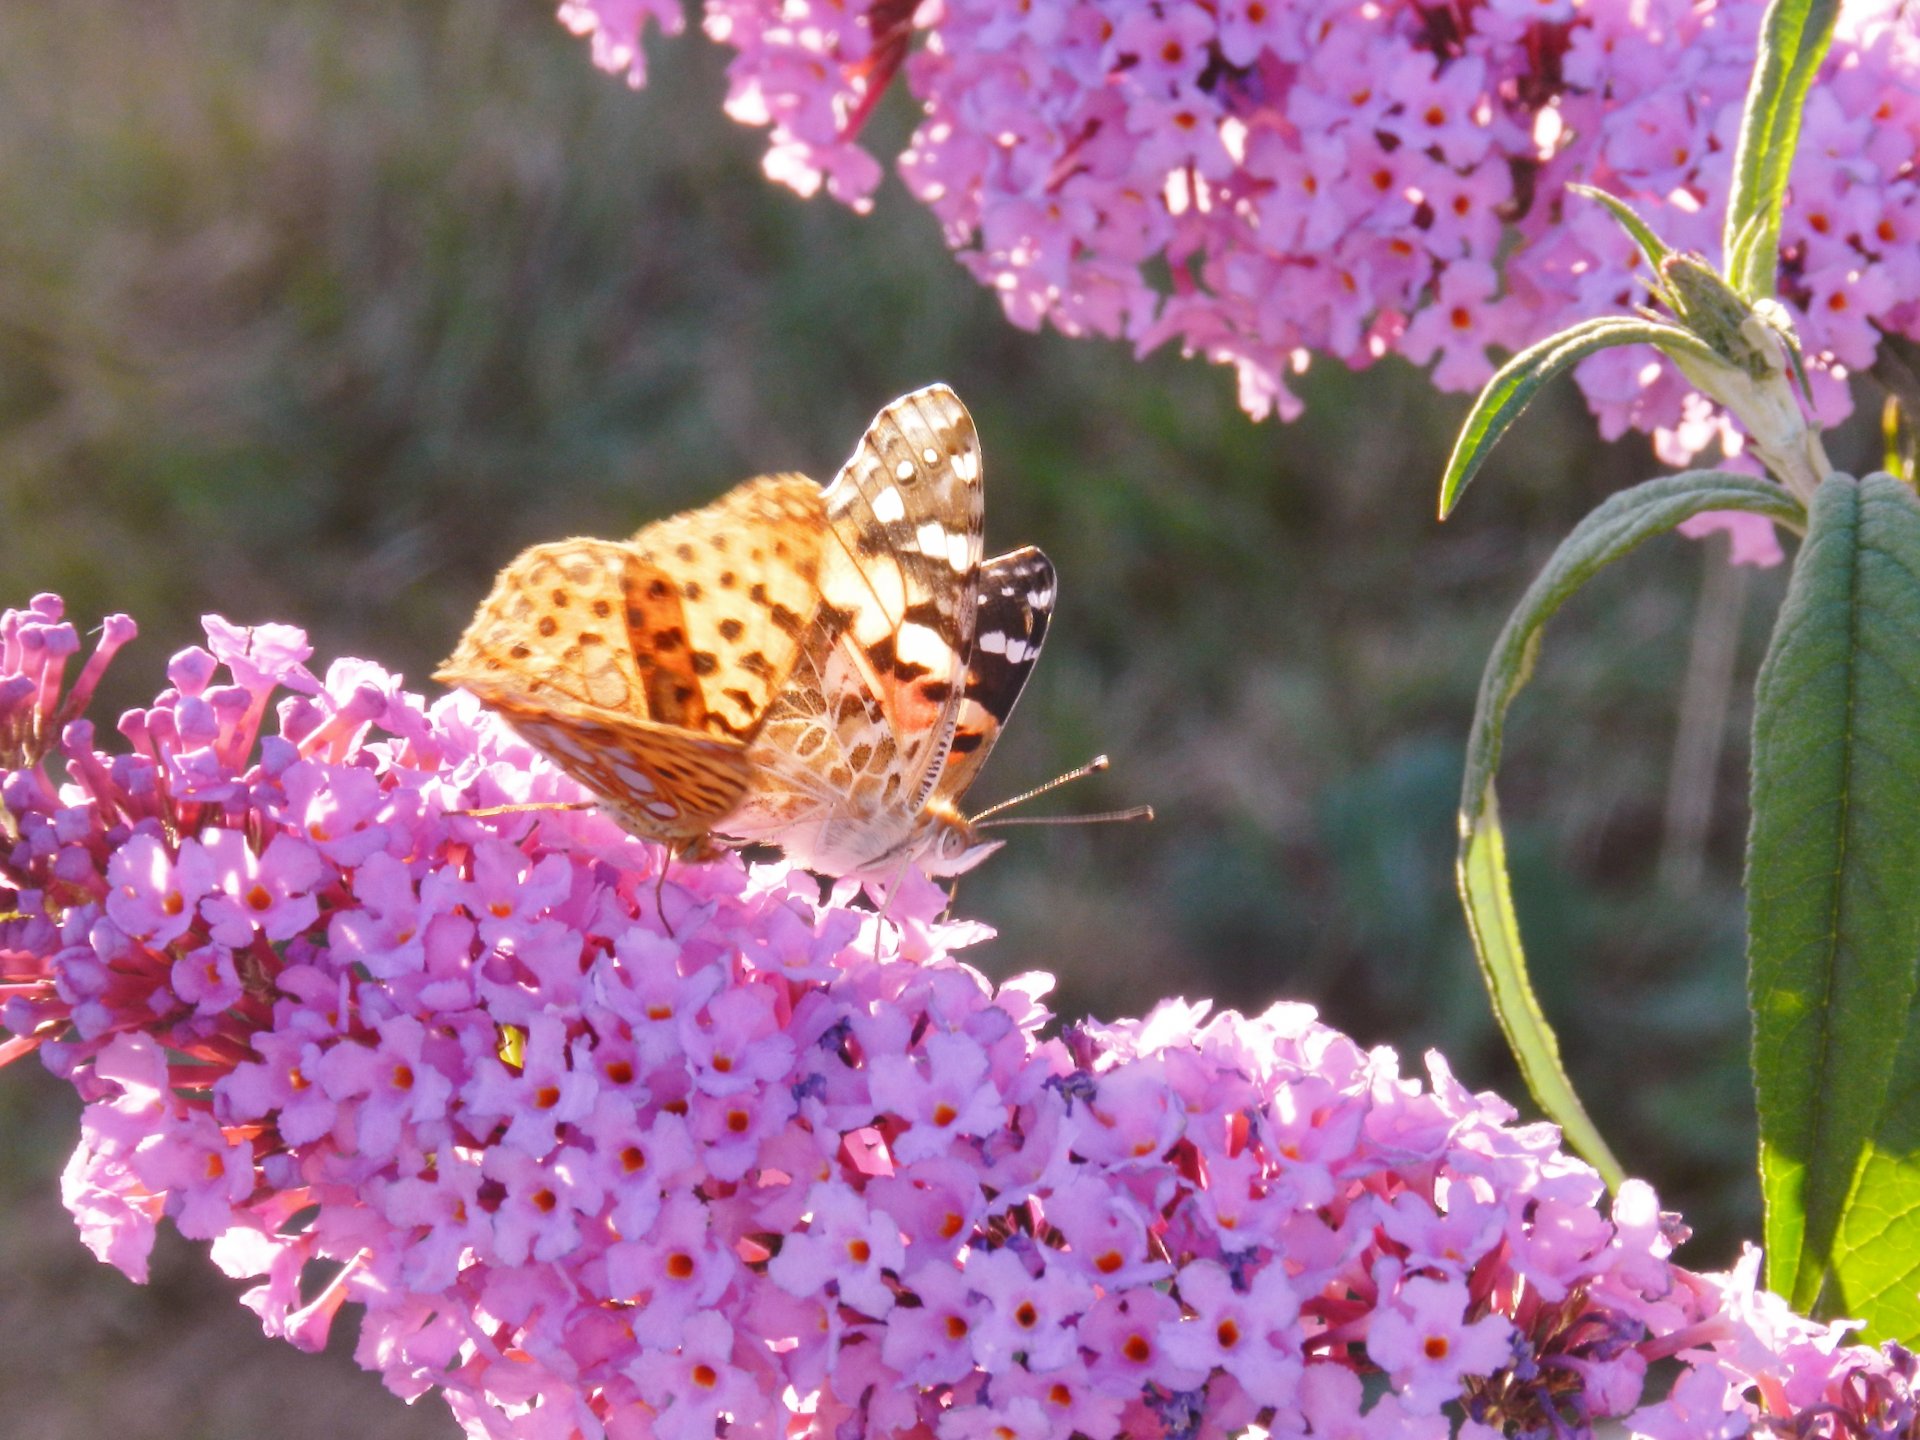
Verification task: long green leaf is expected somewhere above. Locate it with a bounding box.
[1438,317,1717,520]
[1750,472,1920,1319]
[1460,472,1807,1185]
[1722,0,1842,298]
[1459,805,1624,1185]
[1833,1015,1920,1343]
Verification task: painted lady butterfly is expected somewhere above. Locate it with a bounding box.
[437,385,1058,878]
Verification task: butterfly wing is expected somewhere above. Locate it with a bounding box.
[624,472,828,741]
[720,386,987,873]
[817,383,984,805]
[932,545,1055,806]
[436,474,828,847]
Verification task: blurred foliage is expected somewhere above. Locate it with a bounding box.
[0,0,1895,1432]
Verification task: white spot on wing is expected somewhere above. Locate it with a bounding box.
[897,621,956,671]
[952,450,980,483]
[872,486,906,523]
[976,631,1007,655]
[947,531,972,572]
[915,520,949,557]
[893,460,915,483]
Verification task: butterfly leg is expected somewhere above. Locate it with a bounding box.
[448,800,599,822]
[654,847,677,937]
[868,851,920,962]
[938,873,963,923]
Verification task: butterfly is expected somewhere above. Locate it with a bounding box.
[438,385,1074,879]
[434,471,831,859]
[715,385,1056,880]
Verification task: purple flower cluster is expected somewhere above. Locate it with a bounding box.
[3,592,1915,1440]
[560,0,1919,454]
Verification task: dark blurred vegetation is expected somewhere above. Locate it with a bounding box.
[0,0,1895,1433]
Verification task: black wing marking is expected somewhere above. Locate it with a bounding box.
[936,545,1055,800]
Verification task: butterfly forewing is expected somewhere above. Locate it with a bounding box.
[440,541,662,718]
[817,385,984,808]
[720,385,1002,875]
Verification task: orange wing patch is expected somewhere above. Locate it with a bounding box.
[436,475,830,853]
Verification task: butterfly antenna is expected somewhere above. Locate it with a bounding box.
[974,806,1155,830]
[969,754,1110,822]
[970,755,1156,830]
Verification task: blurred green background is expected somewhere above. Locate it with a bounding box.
[0,0,1894,1434]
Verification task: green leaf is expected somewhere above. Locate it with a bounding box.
[1567,184,1674,286]
[1725,210,1776,302]
[1459,804,1625,1186]
[1459,472,1807,1184]
[1750,472,1920,1321]
[1439,317,1718,519]
[1722,0,1842,299]
[1832,1015,1920,1343]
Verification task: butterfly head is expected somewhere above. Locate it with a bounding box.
[911,755,1154,879]
[909,797,1007,877]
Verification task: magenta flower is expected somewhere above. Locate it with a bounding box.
[636,1311,771,1440]
[1159,1257,1305,1407]
[880,1258,984,1385]
[868,1028,1005,1162]
[198,829,324,946]
[7,594,1920,1438]
[554,0,1919,475]
[105,832,218,946]
[1365,1273,1515,1413]
[768,1180,906,1317]
[1399,260,1516,392]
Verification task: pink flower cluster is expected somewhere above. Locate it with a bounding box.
[561,0,1919,454]
[3,592,1915,1440]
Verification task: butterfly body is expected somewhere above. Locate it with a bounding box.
[438,386,1055,879]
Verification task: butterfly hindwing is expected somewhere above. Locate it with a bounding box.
[936,545,1055,805]
[500,707,750,844]
[436,475,831,850]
